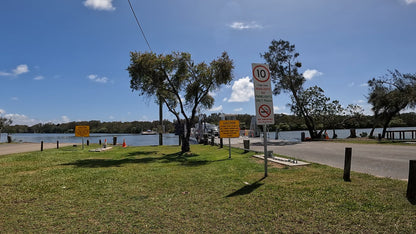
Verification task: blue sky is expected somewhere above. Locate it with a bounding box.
[1,0,415,126]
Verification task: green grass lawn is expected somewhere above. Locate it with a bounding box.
[1,144,415,232]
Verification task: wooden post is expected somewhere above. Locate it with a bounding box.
[87,139,90,146]
[407,160,416,202]
[41,141,44,152]
[113,137,117,145]
[211,135,214,146]
[243,139,250,153]
[220,138,223,148]
[57,140,59,149]
[99,139,102,145]
[343,147,352,182]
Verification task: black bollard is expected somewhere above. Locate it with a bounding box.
[99,139,102,145]
[301,132,305,141]
[57,141,59,149]
[243,140,250,153]
[87,140,90,146]
[343,147,352,182]
[41,141,44,152]
[220,138,223,148]
[407,160,416,203]
[113,137,117,146]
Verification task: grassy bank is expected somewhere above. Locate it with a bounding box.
[0,144,415,232]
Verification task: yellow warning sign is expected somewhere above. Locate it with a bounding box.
[219,120,240,138]
[75,126,90,137]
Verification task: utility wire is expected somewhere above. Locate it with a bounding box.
[127,0,152,52]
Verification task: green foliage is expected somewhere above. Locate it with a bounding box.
[262,39,342,139]
[368,69,416,137]
[128,51,234,152]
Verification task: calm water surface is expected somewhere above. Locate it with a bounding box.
[1,127,412,145]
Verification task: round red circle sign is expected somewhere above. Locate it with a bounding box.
[253,65,270,83]
[258,104,272,118]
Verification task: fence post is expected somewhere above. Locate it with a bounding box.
[113,137,117,145]
[343,147,352,182]
[407,160,416,203]
[220,138,223,148]
[41,141,44,152]
[57,140,59,149]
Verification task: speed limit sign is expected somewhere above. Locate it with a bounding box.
[252,63,274,125]
[252,64,270,83]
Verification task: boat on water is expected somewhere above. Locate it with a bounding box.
[141,130,157,135]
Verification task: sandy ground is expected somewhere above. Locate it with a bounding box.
[0,142,75,156]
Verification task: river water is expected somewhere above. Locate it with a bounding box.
[1,127,413,146]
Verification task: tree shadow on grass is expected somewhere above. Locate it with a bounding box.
[225,177,266,198]
[62,151,211,168]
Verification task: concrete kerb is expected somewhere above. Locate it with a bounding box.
[212,137,309,167]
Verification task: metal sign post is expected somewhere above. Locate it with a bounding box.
[252,63,274,177]
[263,125,268,177]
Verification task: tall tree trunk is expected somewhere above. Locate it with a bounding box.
[181,120,192,153]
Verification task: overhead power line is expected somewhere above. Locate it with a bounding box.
[127,0,152,52]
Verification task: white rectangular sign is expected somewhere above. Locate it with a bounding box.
[252,63,274,125]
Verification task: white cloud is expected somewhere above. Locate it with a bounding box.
[0,71,11,76]
[34,75,44,81]
[348,82,355,87]
[61,116,70,123]
[0,64,29,77]
[228,76,254,102]
[223,97,228,102]
[11,97,19,101]
[209,105,223,112]
[87,74,109,83]
[5,113,38,126]
[274,106,280,112]
[208,90,217,97]
[229,21,263,30]
[0,109,5,115]
[360,83,368,87]
[303,69,323,80]
[84,0,115,11]
[13,64,29,75]
[405,0,416,4]
[234,107,243,112]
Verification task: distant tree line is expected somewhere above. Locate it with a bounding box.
[3,112,416,135]
[6,120,176,134]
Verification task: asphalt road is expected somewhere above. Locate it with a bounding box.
[226,138,416,180]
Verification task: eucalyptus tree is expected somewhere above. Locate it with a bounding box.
[127,51,234,153]
[262,39,337,139]
[368,69,416,138]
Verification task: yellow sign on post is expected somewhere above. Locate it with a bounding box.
[75,126,90,137]
[219,120,240,138]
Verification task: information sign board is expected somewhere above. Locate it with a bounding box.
[252,63,274,125]
[219,120,240,138]
[75,126,90,137]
